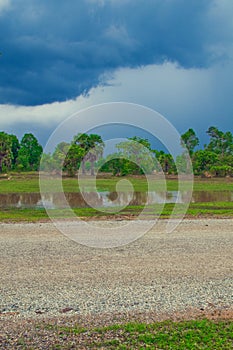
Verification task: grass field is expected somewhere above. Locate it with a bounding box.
[0,174,232,221]
[0,173,233,193]
[15,319,233,349]
[0,202,233,222]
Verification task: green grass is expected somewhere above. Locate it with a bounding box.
[0,176,170,193]
[0,174,232,221]
[32,319,233,349]
[192,178,233,192]
[1,201,233,222]
[0,174,233,193]
[0,178,40,193]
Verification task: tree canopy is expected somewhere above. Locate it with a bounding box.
[0,132,12,173]
[17,133,43,171]
[0,127,233,177]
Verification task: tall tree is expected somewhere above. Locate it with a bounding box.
[17,133,43,171]
[9,134,20,168]
[206,126,233,157]
[128,136,152,150]
[0,132,12,173]
[181,128,199,155]
[100,153,127,176]
[52,142,70,170]
[73,133,104,175]
[154,150,175,174]
[116,137,155,175]
[64,144,85,176]
[192,150,219,175]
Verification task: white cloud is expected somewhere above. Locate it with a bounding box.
[0,61,232,141]
[82,62,216,128]
[0,98,82,128]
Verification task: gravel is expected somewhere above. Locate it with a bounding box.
[0,218,232,320]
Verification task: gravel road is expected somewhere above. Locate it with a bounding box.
[0,219,232,320]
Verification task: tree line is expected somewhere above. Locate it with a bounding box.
[0,126,233,177]
[0,132,43,173]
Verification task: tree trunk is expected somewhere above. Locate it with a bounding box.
[90,161,95,176]
[81,160,86,175]
[0,156,3,173]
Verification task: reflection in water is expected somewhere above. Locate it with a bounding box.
[193,191,232,202]
[0,190,232,209]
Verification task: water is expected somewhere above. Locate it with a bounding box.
[0,191,232,209]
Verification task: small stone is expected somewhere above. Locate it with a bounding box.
[60,307,73,313]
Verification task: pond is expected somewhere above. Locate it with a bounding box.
[0,191,232,209]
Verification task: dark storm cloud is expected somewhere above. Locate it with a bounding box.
[0,0,230,105]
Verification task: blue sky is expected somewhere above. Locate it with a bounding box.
[0,0,233,147]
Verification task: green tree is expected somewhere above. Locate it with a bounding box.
[50,141,85,176]
[40,153,55,172]
[178,129,199,174]
[99,154,126,176]
[73,133,104,175]
[209,165,233,177]
[128,136,152,150]
[9,134,20,168]
[52,142,70,170]
[116,137,155,175]
[192,150,219,175]
[181,128,199,155]
[154,150,175,174]
[206,126,233,157]
[64,144,85,176]
[0,132,12,172]
[17,133,43,171]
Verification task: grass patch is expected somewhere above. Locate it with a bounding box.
[0,201,233,222]
[0,178,41,193]
[0,208,49,222]
[0,174,233,193]
[32,319,233,349]
[118,202,233,218]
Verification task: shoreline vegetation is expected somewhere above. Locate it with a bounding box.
[0,172,233,192]
[1,127,233,178]
[0,203,233,223]
[0,129,233,223]
[0,173,232,222]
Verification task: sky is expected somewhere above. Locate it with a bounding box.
[0,0,233,148]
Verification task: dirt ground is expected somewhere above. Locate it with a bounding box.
[1,218,232,313]
[0,218,232,345]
